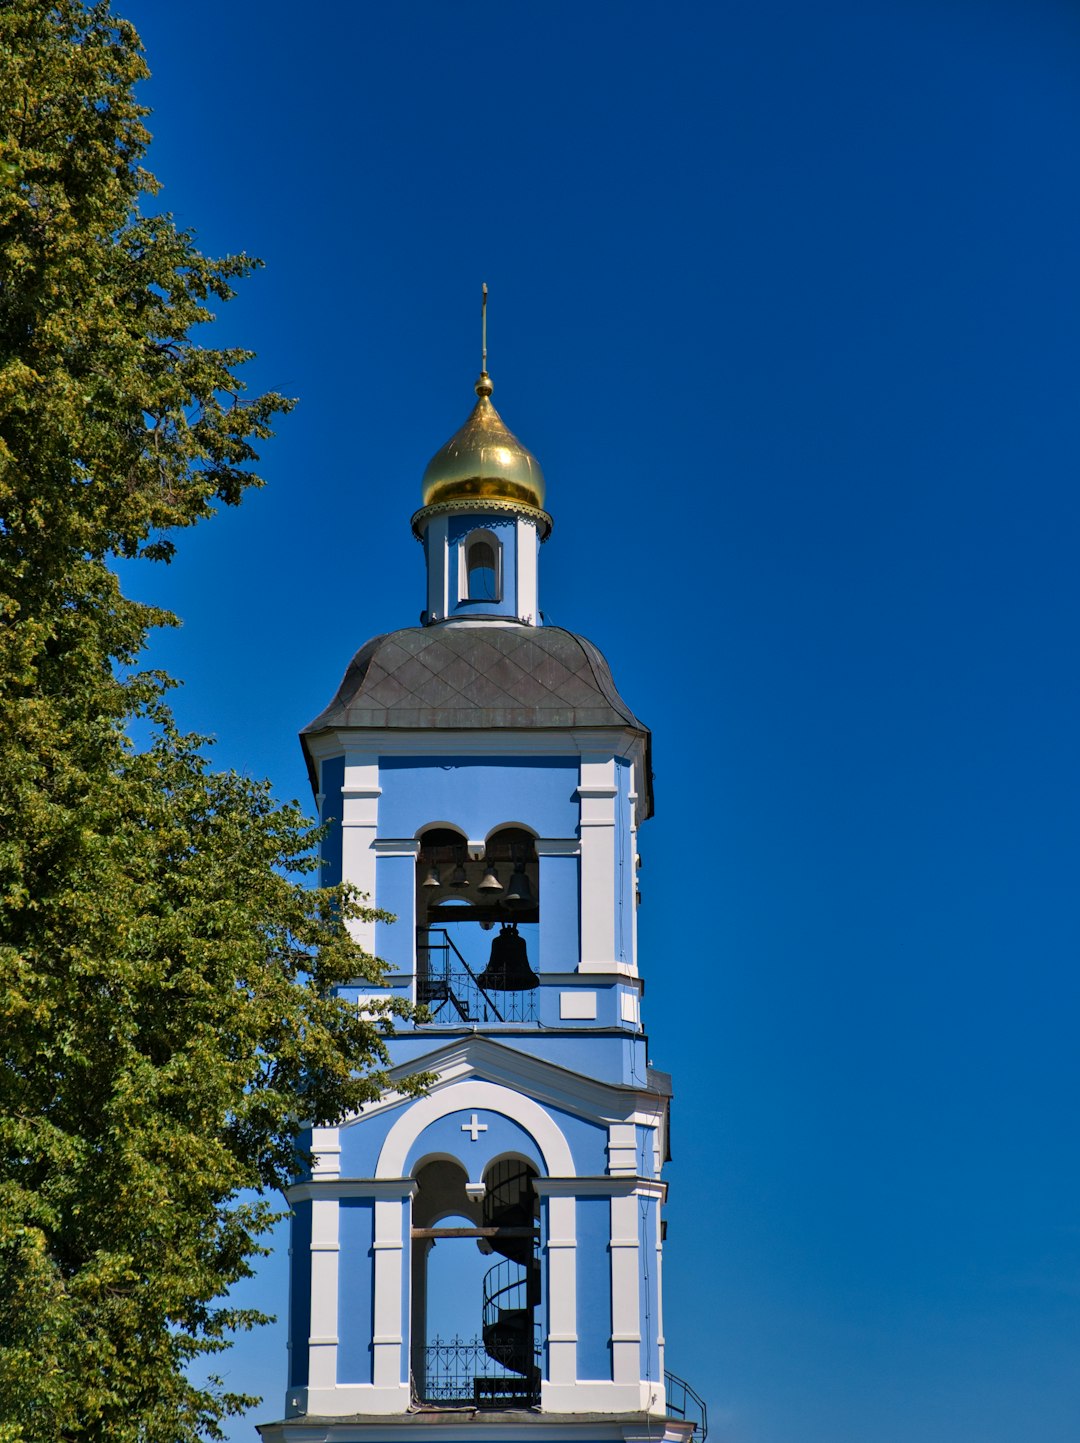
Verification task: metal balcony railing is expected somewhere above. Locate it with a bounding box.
[415,929,537,1024]
[665,1369,709,1439]
[416,1333,541,1408]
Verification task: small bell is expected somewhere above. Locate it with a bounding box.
[450,861,469,888]
[477,863,503,892]
[476,923,539,992]
[421,865,442,888]
[504,865,533,907]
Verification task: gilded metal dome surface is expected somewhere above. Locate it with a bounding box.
[421,372,546,511]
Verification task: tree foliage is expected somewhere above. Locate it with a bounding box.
[0,5,417,1439]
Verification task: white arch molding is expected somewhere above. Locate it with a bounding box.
[375,1080,576,1179]
[414,822,467,840]
[484,819,540,841]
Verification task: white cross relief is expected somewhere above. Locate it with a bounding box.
[461,1113,488,1143]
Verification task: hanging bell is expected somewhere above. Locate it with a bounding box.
[450,861,469,889]
[421,864,442,888]
[476,923,539,992]
[477,863,503,892]
[504,864,533,908]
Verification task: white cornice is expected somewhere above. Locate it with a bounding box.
[371,838,421,856]
[534,1176,667,1200]
[577,960,639,978]
[532,971,642,989]
[259,1419,693,1443]
[285,1179,418,1204]
[343,1034,667,1132]
[303,728,646,762]
[410,495,553,542]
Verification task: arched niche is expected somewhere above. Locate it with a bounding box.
[410,1157,481,1397]
[459,528,502,603]
[414,826,541,1019]
[409,1151,543,1405]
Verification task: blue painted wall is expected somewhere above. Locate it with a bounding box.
[575,1196,612,1381]
[379,756,579,843]
[288,1201,312,1387]
[638,1197,661,1389]
[337,1099,415,1178]
[374,853,416,972]
[319,755,344,888]
[338,1200,375,1384]
[447,513,519,620]
[379,1031,649,1090]
[536,979,620,1029]
[538,853,579,972]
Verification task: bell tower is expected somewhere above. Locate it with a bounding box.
[260,305,706,1443]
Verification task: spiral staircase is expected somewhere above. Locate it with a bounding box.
[475,1161,540,1406]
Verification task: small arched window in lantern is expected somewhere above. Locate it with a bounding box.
[462,531,501,602]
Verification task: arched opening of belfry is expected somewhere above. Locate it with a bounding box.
[410,1156,540,1407]
[415,826,540,1023]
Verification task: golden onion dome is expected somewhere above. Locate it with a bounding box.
[421,372,546,511]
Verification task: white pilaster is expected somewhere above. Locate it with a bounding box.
[310,1125,341,1181]
[515,515,539,623]
[544,1194,578,1387]
[372,1196,406,1396]
[340,754,380,956]
[629,766,640,972]
[307,1197,340,1392]
[425,513,449,621]
[578,755,618,972]
[610,1192,641,1387]
[607,1122,638,1176]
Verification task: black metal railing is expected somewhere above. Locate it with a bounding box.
[417,1333,541,1408]
[484,1160,537,1229]
[415,929,537,1024]
[665,1369,708,1439]
[417,970,538,1023]
[481,1257,532,1328]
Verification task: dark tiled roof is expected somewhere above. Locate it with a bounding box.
[303,623,647,734]
[301,622,652,810]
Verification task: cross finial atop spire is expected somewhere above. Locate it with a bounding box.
[476,283,493,398]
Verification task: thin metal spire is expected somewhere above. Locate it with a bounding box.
[475,283,493,397]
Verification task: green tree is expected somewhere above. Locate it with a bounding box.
[0,5,419,1439]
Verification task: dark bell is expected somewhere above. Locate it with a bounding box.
[504,864,533,907]
[476,923,538,992]
[477,863,503,892]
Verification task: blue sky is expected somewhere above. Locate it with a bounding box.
[118,3,1079,1440]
